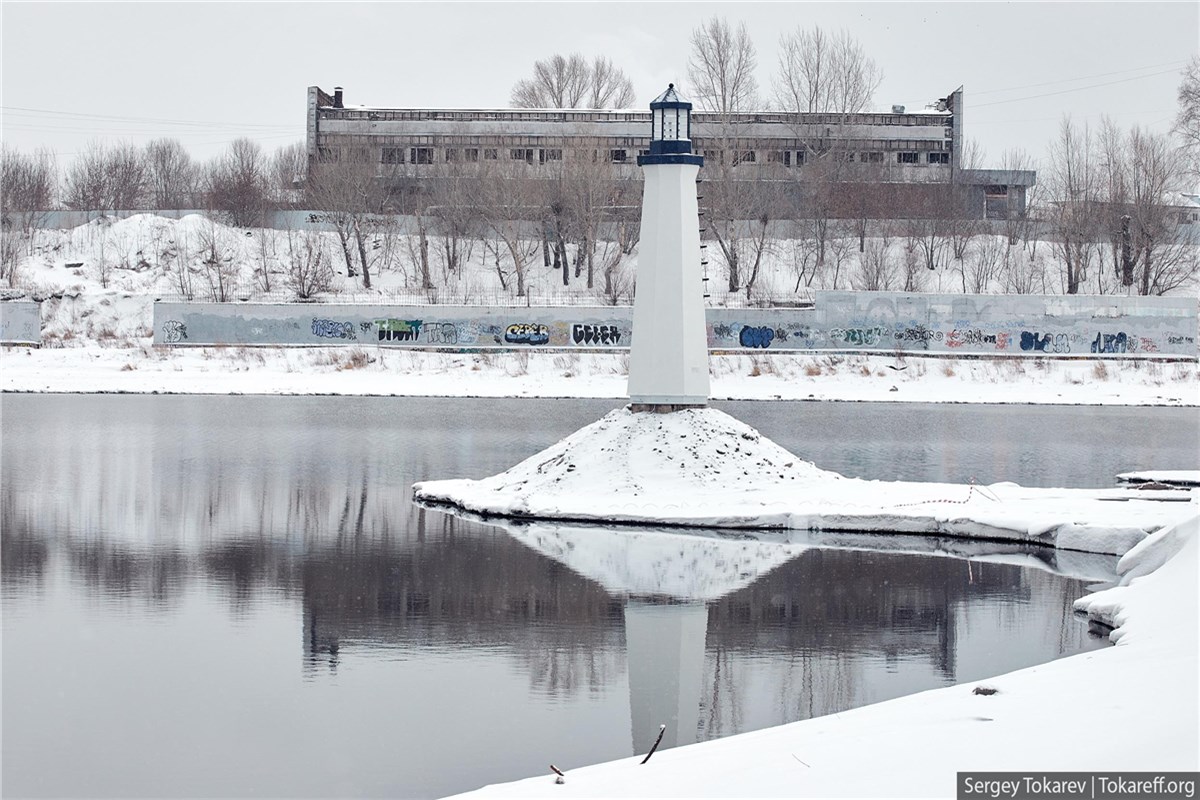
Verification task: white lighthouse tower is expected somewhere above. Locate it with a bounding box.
[628,85,709,410]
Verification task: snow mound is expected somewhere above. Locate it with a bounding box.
[413,406,841,523]
[1074,514,1200,644]
[415,406,1195,554]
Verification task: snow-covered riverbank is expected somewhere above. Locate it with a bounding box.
[3,345,1198,405]
[454,515,1199,798]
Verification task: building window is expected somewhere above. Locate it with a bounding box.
[795,150,806,166]
[445,148,460,162]
[927,152,950,164]
[465,148,480,162]
[511,148,534,163]
[864,152,885,163]
[897,152,920,164]
[539,148,562,164]
[410,147,433,165]
[638,149,650,158]
[702,150,724,164]
[732,151,756,166]
[381,147,405,164]
[609,149,628,163]
[484,148,498,160]
[767,150,792,167]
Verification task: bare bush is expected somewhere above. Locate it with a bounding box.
[1,230,25,286]
[285,229,334,299]
[856,234,895,291]
[1,146,56,236]
[196,219,239,301]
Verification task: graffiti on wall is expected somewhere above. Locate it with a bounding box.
[375,319,422,342]
[424,322,459,345]
[312,318,357,340]
[571,323,621,346]
[153,298,1198,357]
[739,326,775,349]
[162,320,188,343]
[504,323,550,345]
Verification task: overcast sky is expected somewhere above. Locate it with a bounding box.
[2,1,1196,169]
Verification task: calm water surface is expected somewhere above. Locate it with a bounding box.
[3,396,1195,798]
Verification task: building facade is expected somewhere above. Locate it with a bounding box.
[305,85,1035,221]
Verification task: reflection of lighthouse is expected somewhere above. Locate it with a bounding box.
[628,84,708,410]
[624,600,709,751]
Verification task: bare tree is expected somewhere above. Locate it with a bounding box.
[269,142,307,208]
[998,148,1039,247]
[63,140,146,211]
[687,16,759,114]
[204,138,270,228]
[306,147,383,288]
[144,138,195,209]
[687,16,766,294]
[1120,125,1196,295]
[1044,117,1100,294]
[1174,56,1200,181]
[1,145,56,283]
[62,141,109,211]
[476,159,541,298]
[589,56,636,109]
[773,26,882,114]
[511,53,634,109]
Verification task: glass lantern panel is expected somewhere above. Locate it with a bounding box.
[663,109,679,140]
[652,108,662,140]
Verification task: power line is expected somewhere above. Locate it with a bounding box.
[972,60,1188,96]
[971,108,1175,126]
[972,68,1183,108]
[0,105,296,131]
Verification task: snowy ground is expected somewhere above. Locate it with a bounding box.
[453,516,1198,799]
[3,344,1198,406]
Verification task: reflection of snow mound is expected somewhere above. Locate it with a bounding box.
[413,406,841,523]
[501,522,805,601]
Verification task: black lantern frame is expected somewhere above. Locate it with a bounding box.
[638,84,703,167]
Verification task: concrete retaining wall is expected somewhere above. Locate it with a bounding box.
[0,300,41,345]
[153,291,1198,358]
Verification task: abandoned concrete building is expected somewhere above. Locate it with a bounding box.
[305,85,1036,222]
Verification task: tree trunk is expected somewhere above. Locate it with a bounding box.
[336,226,356,277]
[353,220,372,289]
[585,235,594,289]
[558,236,569,287]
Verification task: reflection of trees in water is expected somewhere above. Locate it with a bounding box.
[7,486,1098,724]
[299,513,628,693]
[694,550,1095,740]
[0,525,49,595]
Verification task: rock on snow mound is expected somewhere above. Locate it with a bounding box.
[413,406,841,524]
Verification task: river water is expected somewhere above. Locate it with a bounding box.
[2,396,1195,798]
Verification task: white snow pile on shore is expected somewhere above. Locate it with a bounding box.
[453,515,1200,799]
[1117,470,1200,487]
[413,406,1196,555]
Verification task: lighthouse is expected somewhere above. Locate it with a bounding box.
[628,85,709,410]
